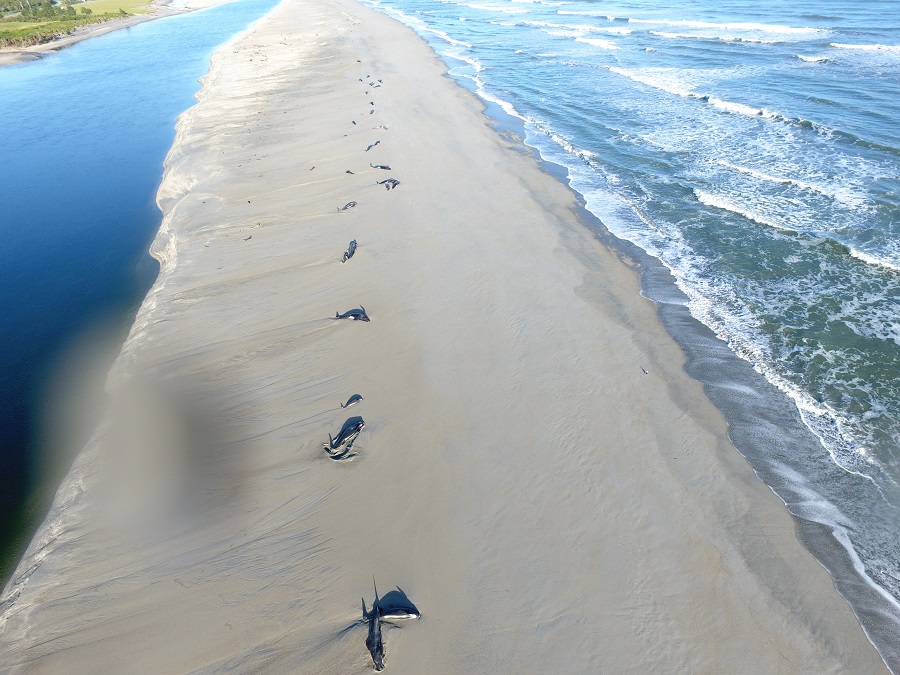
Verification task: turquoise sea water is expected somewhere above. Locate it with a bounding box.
[0,0,278,576]
[359,0,900,664]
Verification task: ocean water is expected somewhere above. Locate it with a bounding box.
[0,0,279,577]
[358,0,900,665]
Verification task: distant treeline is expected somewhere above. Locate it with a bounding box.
[0,0,128,48]
[1,0,113,20]
[6,0,61,15]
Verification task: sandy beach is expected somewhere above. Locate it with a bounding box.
[0,0,232,67]
[0,0,888,671]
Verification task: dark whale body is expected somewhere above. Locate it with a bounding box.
[324,416,365,459]
[375,587,421,621]
[377,178,400,191]
[335,306,369,321]
[363,582,385,671]
[342,239,358,263]
[361,582,420,670]
[341,393,364,409]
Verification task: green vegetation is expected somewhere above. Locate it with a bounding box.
[0,0,148,49]
[80,0,148,14]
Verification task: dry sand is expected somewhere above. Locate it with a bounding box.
[0,0,888,671]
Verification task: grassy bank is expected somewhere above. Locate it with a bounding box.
[0,0,148,49]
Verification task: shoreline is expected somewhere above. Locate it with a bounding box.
[0,0,232,67]
[0,0,889,671]
[444,60,900,670]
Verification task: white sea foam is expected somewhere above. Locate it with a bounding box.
[848,248,900,272]
[708,97,774,118]
[829,526,900,615]
[718,160,818,190]
[523,20,590,31]
[557,9,617,20]
[830,43,900,55]
[429,28,473,47]
[537,124,597,161]
[575,36,619,50]
[694,189,788,230]
[650,31,778,44]
[629,18,826,35]
[797,54,829,63]
[608,66,695,97]
[473,81,529,121]
[837,293,900,346]
[519,120,898,495]
[524,20,631,34]
[716,160,867,208]
[544,29,584,37]
[718,160,834,196]
[456,52,484,72]
[378,4,474,47]
[607,67,777,119]
[463,2,529,13]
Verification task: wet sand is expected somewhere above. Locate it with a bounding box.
[0,0,888,671]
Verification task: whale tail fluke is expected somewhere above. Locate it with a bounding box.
[362,598,368,620]
[340,401,345,408]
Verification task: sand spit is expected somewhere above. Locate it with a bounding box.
[0,0,887,671]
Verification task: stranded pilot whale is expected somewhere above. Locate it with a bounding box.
[342,239,358,263]
[324,416,365,460]
[341,393,364,409]
[363,582,385,671]
[374,587,421,621]
[335,306,369,321]
[377,178,400,190]
[362,581,420,670]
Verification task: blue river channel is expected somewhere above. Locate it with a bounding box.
[0,0,279,578]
